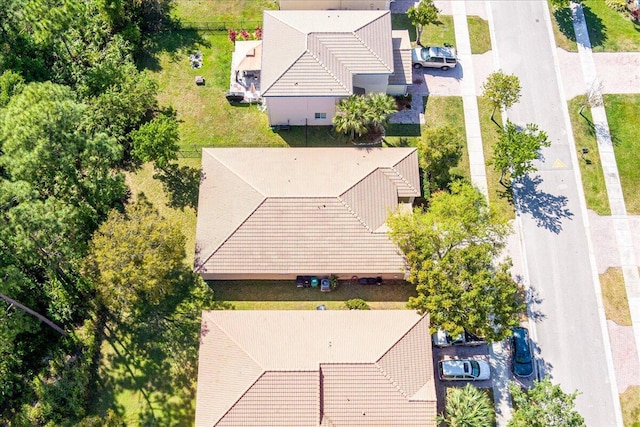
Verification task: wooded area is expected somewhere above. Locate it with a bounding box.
[0,1,209,424]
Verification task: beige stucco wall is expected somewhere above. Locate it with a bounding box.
[200,272,407,281]
[265,96,339,126]
[279,0,390,10]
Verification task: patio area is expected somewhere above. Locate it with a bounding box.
[229,40,262,103]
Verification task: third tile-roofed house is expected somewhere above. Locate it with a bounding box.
[194,147,420,281]
[194,310,437,427]
[259,10,412,126]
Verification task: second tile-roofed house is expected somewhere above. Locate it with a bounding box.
[279,0,394,10]
[194,310,437,427]
[260,10,412,126]
[194,147,420,281]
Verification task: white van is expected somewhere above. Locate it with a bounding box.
[412,46,458,70]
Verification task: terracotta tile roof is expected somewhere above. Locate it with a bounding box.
[320,364,437,426]
[261,10,393,97]
[194,148,420,278]
[389,30,412,86]
[195,311,437,427]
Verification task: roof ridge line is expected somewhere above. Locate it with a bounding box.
[374,362,409,399]
[353,12,393,72]
[374,314,430,399]
[305,35,351,93]
[195,152,269,272]
[337,197,372,232]
[214,371,266,425]
[392,150,421,195]
[384,166,419,196]
[261,50,307,95]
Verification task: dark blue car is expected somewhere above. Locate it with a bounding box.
[511,327,534,377]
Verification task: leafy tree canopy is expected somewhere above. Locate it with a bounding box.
[437,383,495,427]
[0,82,126,221]
[508,378,585,427]
[482,70,522,123]
[388,181,522,340]
[491,120,550,188]
[407,0,440,43]
[131,113,180,169]
[418,125,464,193]
[83,196,186,318]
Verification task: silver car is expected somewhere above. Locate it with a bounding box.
[412,46,458,70]
[438,359,491,381]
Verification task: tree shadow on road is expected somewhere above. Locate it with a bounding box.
[513,175,574,234]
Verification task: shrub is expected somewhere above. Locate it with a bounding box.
[605,0,628,13]
[345,299,370,310]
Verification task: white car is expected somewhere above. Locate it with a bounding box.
[438,359,491,381]
[412,46,458,70]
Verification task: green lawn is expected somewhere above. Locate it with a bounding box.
[550,1,640,52]
[467,15,492,54]
[550,2,578,52]
[583,0,640,52]
[605,94,640,214]
[476,97,514,221]
[600,267,633,326]
[172,0,275,23]
[620,385,640,427]
[420,15,456,48]
[392,13,417,42]
[423,96,470,182]
[567,97,610,215]
[211,280,417,310]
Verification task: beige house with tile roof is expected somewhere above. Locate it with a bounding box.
[194,147,420,281]
[195,310,437,427]
[279,0,394,10]
[260,10,412,126]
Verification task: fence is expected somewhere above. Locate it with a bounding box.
[176,20,262,32]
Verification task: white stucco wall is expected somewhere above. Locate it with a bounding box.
[265,97,339,126]
[386,85,408,96]
[353,74,390,94]
[279,0,390,10]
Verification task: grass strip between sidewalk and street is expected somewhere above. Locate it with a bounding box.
[476,96,514,221]
[620,385,640,427]
[600,267,633,326]
[567,96,610,215]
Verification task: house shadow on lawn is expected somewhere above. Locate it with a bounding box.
[210,280,417,309]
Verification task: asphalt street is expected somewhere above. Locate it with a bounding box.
[489,2,618,425]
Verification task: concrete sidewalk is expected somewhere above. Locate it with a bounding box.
[572,1,640,406]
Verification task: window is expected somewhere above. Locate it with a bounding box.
[315,112,326,120]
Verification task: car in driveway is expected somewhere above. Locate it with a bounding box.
[438,359,491,381]
[432,328,486,347]
[511,327,534,377]
[412,46,458,70]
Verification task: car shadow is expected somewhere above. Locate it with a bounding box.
[513,174,574,234]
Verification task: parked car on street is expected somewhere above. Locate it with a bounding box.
[438,359,491,381]
[412,46,458,70]
[511,327,534,377]
[432,328,486,347]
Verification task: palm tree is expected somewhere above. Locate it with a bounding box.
[364,92,397,129]
[333,93,396,141]
[333,95,368,140]
[437,384,494,427]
